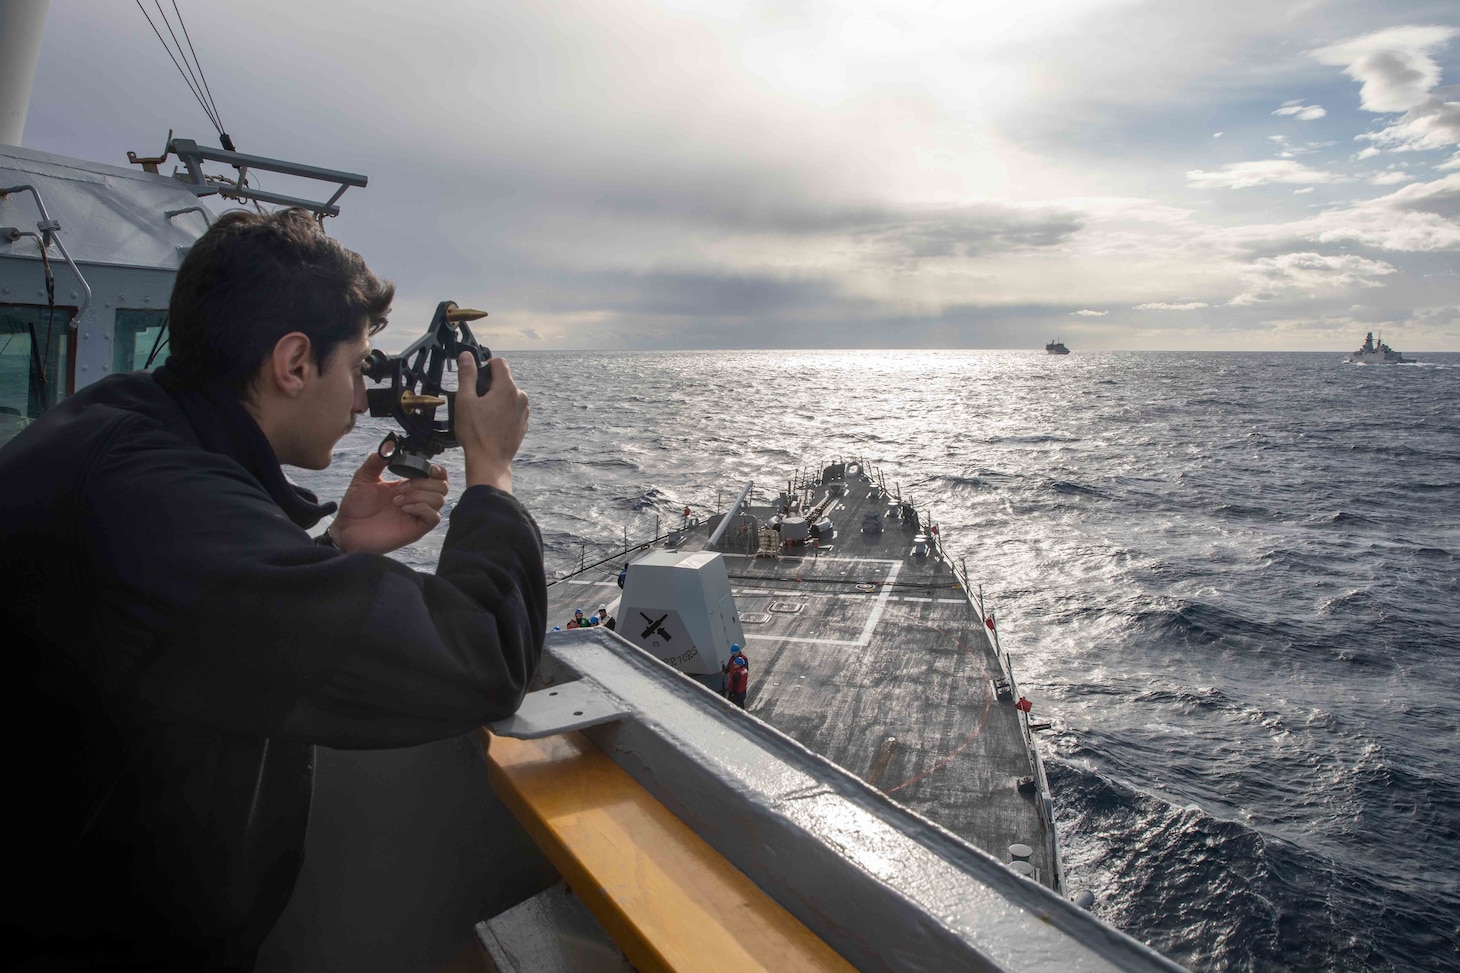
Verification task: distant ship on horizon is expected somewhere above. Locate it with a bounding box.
[1346,331,1412,364]
[1046,339,1070,355]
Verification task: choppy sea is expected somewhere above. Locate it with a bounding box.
[301,349,1460,972]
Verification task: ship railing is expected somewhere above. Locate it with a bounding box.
[552,481,769,581]
[550,515,685,582]
[479,629,1183,972]
[939,518,1070,898]
[1000,651,1066,895]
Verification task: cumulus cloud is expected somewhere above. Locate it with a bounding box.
[1312,26,1460,158]
[1358,97,1460,154]
[1229,252,1398,305]
[1134,302,1210,310]
[1370,170,1414,185]
[1273,103,1327,120]
[1294,187,1315,194]
[1227,173,1460,254]
[1311,26,1458,112]
[1073,309,1108,316]
[1188,160,1346,189]
[1368,171,1460,218]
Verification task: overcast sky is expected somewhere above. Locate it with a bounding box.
[20,1,1460,351]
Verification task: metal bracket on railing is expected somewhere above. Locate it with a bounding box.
[167,137,368,218]
[488,679,629,740]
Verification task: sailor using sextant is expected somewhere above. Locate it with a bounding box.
[0,207,546,970]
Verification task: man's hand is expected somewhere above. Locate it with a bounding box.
[329,452,450,555]
[455,353,529,493]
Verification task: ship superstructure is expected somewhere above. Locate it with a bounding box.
[1346,331,1412,364]
[0,138,365,447]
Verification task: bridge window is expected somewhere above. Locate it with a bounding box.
[0,305,74,439]
[114,309,169,374]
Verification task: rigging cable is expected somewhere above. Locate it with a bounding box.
[170,0,230,148]
[135,1,232,150]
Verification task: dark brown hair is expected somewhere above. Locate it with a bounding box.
[168,208,394,397]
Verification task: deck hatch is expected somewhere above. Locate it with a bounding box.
[739,612,772,624]
[769,602,804,614]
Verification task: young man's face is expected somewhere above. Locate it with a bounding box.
[291,332,370,470]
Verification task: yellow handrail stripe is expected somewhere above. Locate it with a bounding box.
[482,730,857,973]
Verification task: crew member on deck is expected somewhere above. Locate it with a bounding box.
[727,656,750,709]
[722,643,748,696]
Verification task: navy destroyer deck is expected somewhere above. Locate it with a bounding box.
[547,460,1060,891]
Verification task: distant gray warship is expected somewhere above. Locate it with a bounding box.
[1347,331,1412,364]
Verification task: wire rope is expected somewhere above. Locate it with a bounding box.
[171,0,226,141]
[135,1,222,137]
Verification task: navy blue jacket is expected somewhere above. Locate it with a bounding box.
[0,367,546,970]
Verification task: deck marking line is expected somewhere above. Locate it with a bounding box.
[853,561,900,648]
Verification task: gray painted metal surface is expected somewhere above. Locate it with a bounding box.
[1,143,211,269]
[615,549,746,684]
[1,143,211,393]
[705,478,754,547]
[510,631,1184,972]
[491,678,628,739]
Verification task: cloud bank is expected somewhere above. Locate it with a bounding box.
[17,2,1460,350]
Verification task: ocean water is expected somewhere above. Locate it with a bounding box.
[304,349,1460,972]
